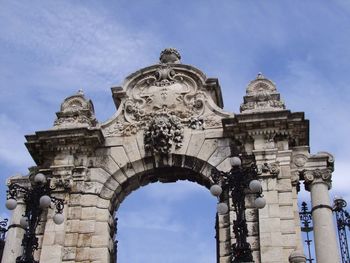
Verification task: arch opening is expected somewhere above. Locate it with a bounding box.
[115,180,217,263]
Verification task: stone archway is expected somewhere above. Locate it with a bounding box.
[3,48,337,263]
[101,156,231,263]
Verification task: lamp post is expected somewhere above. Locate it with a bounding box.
[0,218,8,261]
[333,196,350,263]
[5,173,65,263]
[211,155,266,263]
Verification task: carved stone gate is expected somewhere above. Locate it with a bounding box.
[2,48,339,263]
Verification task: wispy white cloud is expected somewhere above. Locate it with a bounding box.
[0,1,159,87]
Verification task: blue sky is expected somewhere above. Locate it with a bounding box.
[1,0,350,262]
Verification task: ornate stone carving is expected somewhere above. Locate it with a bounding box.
[188,117,205,130]
[159,48,181,64]
[303,168,333,187]
[258,162,280,176]
[292,154,308,168]
[54,90,98,128]
[291,171,300,186]
[240,73,286,113]
[144,114,184,154]
[50,175,73,190]
[103,49,232,137]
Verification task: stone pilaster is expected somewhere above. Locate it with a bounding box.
[304,168,340,263]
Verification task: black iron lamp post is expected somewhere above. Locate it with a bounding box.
[210,155,266,263]
[333,196,350,263]
[0,218,8,261]
[5,173,65,263]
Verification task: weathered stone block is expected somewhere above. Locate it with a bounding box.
[77,233,92,247]
[76,247,90,261]
[277,179,292,192]
[79,220,95,233]
[62,247,76,261]
[64,233,78,247]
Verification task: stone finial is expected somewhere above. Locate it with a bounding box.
[289,250,307,263]
[53,90,98,128]
[240,73,286,113]
[159,48,181,64]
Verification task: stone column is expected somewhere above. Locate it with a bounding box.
[304,169,340,263]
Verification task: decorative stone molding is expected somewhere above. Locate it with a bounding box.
[257,162,280,176]
[303,168,333,190]
[144,114,184,154]
[103,50,232,137]
[292,154,308,168]
[289,250,306,263]
[291,171,300,186]
[49,167,74,190]
[54,90,98,128]
[159,48,181,64]
[240,73,286,113]
[25,128,104,165]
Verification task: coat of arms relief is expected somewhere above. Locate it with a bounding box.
[102,48,232,153]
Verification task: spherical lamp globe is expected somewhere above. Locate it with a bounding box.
[5,198,17,210]
[249,180,262,193]
[39,195,51,208]
[34,173,46,184]
[210,185,222,197]
[230,157,242,167]
[217,202,229,215]
[53,213,64,225]
[254,197,266,209]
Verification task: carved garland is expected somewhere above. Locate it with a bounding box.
[144,114,184,154]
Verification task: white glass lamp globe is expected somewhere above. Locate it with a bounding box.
[230,157,242,167]
[210,185,222,197]
[34,173,46,184]
[39,195,51,208]
[254,197,266,209]
[20,216,29,228]
[5,198,17,210]
[217,202,229,215]
[249,180,262,193]
[53,213,64,225]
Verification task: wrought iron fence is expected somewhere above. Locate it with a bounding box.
[299,198,350,263]
[299,202,314,262]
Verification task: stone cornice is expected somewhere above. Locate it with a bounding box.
[25,127,104,165]
[222,110,309,147]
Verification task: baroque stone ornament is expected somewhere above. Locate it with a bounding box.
[292,154,308,167]
[144,114,184,154]
[159,48,181,64]
[303,168,333,190]
[240,73,286,113]
[258,162,280,176]
[54,90,98,128]
[102,48,232,137]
